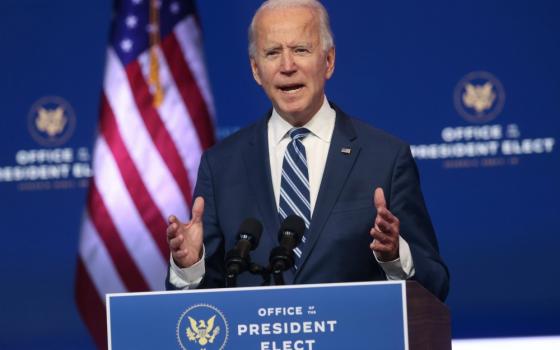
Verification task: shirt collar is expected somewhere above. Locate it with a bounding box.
[269,96,336,145]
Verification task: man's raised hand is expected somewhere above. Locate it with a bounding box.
[370,188,400,261]
[167,196,204,268]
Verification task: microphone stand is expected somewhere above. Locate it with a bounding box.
[226,262,273,287]
[225,275,237,288]
[272,270,285,285]
[249,263,272,286]
[249,262,285,286]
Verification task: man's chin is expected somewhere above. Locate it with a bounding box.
[277,109,314,126]
[276,97,307,114]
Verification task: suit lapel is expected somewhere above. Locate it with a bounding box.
[294,106,360,280]
[242,114,282,254]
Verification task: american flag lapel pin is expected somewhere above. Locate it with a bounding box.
[341,147,352,155]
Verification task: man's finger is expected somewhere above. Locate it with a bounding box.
[370,240,391,252]
[376,207,396,223]
[370,226,389,237]
[169,235,184,250]
[168,215,180,225]
[191,196,205,223]
[371,229,394,243]
[166,222,177,233]
[371,232,389,245]
[166,223,179,238]
[374,187,387,209]
[375,219,393,234]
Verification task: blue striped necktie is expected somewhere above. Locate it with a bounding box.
[278,127,311,264]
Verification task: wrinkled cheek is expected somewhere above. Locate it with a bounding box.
[261,84,276,99]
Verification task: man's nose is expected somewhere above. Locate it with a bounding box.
[280,51,296,74]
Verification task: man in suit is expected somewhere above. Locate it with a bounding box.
[166,0,449,301]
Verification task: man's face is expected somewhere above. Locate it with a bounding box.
[250,7,335,125]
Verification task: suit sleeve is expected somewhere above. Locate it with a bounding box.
[389,144,450,301]
[193,151,226,288]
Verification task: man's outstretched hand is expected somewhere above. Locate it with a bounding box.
[167,196,204,268]
[370,188,400,261]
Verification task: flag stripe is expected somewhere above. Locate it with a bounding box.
[104,49,189,220]
[124,60,194,208]
[136,46,202,191]
[87,184,150,292]
[78,214,126,294]
[75,259,108,350]
[174,17,216,118]
[92,135,166,291]
[99,94,169,260]
[161,33,215,149]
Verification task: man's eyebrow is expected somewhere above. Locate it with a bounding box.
[288,42,312,48]
[263,44,282,51]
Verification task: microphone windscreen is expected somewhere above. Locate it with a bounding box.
[238,217,263,248]
[279,215,305,242]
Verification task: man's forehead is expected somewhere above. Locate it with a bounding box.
[254,7,319,43]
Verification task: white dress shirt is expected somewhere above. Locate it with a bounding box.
[268,96,335,214]
[169,97,415,289]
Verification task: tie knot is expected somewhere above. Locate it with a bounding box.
[289,127,311,141]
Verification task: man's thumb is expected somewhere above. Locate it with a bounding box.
[191,196,205,221]
[374,187,387,209]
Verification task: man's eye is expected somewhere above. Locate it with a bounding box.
[265,51,280,57]
[295,48,310,54]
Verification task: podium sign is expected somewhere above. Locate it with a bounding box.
[107,281,409,350]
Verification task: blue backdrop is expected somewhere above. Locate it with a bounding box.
[0,0,558,348]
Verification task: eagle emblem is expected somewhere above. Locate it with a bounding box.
[35,106,67,137]
[186,315,221,346]
[454,71,505,123]
[462,82,496,114]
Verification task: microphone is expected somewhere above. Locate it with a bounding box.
[270,215,306,274]
[225,218,263,280]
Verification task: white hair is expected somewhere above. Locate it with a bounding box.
[248,0,334,57]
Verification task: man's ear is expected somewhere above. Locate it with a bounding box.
[325,46,336,79]
[250,57,263,86]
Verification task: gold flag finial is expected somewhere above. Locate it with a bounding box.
[149,0,164,108]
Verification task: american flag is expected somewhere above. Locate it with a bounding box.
[74,0,214,348]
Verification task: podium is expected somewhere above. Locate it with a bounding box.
[107,281,450,350]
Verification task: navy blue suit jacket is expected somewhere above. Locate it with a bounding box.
[169,103,449,301]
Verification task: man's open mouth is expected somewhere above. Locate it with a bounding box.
[278,84,305,94]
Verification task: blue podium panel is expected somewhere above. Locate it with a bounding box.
[107,281,408,350]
